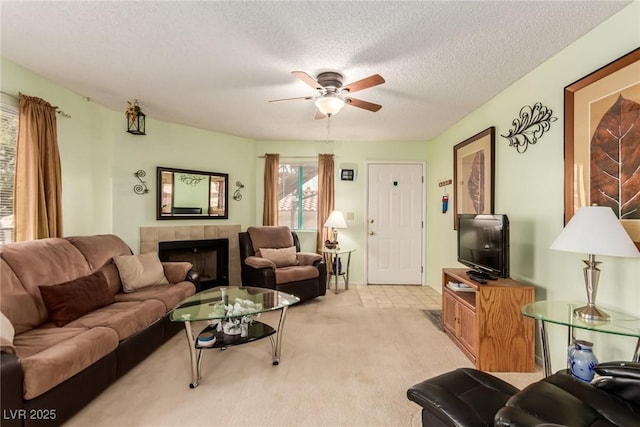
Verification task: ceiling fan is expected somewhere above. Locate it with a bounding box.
[269,71,385,118]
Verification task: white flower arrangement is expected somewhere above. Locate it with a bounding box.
[215,298,262,336]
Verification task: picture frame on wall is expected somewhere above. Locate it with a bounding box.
[564,47,640,248]
[453,127,495,230]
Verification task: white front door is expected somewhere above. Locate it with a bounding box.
[367,162,423,284]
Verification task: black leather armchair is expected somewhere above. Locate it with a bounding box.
[239,226,326,302]
[407,362,640,427]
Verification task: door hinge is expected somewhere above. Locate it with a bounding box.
[421,266,424,273]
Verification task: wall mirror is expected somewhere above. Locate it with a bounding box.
[157,167,228,220]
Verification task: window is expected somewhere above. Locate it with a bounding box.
[278,163,318,230]
[0,103,17,244]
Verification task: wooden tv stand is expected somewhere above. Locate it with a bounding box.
[441,268,535,372]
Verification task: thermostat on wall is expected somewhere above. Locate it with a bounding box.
[340,169,356,181]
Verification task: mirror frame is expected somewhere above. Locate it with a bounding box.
[156,166,229,220]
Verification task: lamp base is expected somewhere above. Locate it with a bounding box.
[573,304,610,322]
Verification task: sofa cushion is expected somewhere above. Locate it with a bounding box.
[275,265,320,285]
[260,246,298,267]
[96,262,125,295]
[39,271,115,327]
[0,311,15,353]
[247,226,294,254]
[114,252,169,292]
[0,239,92,332]
[66,234,132,271]
[14,326,119,400]
[114,281,196,311]
[65,300,166,341]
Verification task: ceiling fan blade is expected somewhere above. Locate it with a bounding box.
[345,97,382,112]
[268,96,314,103]
[292,71,323,90]
[342,74,385,93]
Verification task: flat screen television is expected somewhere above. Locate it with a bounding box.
[457,214,510,279]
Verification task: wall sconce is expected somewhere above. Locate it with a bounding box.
[125,99,146,135]
[133,170,149,195]
[233,181,244,201]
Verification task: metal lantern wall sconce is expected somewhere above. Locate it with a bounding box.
[133,170,149,195]
[126,99,146,135]
[233,181,244,201]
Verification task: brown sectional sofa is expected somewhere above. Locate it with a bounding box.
[0,234,198,427]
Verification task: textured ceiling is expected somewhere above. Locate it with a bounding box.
[0,1,631,142]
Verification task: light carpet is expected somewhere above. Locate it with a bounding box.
[65,288,542,427]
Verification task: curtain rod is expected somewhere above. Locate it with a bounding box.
[257,154,335,159]
[1,90,71,119]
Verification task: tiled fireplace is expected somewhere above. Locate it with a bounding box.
[139,225,241,286]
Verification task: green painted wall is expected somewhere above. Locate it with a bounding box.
[425,2,640,368]
[1,58,256,252]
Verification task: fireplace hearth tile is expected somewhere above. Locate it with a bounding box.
[158,227,175,242]
[189,226,205,240]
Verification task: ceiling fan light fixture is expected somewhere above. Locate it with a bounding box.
[315,95,345,116]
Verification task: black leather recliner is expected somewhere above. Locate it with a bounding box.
[407,362,640,427]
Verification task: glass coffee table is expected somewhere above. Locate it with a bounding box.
[171,286,300,388]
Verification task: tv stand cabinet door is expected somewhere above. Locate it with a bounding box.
[442,290,477,363]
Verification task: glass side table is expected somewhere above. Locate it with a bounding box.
[522,300,640,377]
[320,247,355,293]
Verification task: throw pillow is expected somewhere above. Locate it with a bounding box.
[114,252,169,292]
[0,311,15,353]
[259,246,298,267]
[39,271,115,327]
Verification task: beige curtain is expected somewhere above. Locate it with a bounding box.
[262,153,279,226]
[14,94,63,241]
[316,154,335,252]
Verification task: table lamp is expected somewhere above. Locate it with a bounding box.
[323,210,347,249]
[550,205,640,321]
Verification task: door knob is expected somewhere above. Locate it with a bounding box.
[369,219,375,224]
[369,231,375,236]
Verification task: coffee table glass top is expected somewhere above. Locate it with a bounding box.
[522,300,640,338]
[170,286,300,323]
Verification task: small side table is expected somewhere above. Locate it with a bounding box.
[522,300,640,377]
[320,247,355,293]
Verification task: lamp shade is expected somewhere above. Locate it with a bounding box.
[315,96,345,116]
[550,206,639,258]
[324,210,347,229]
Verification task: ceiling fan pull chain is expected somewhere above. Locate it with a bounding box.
[326,115,331,142]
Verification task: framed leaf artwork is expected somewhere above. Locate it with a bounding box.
[453,127,495,229]
[564,47,640,248]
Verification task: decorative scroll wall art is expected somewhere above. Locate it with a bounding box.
[453,127,495,229]
[501,102,557,153]
[564,47,640,248]
[133,170,149,195]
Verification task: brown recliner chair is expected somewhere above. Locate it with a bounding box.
[238,226,326,302]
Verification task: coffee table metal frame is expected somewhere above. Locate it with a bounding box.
[171,286,300,388]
